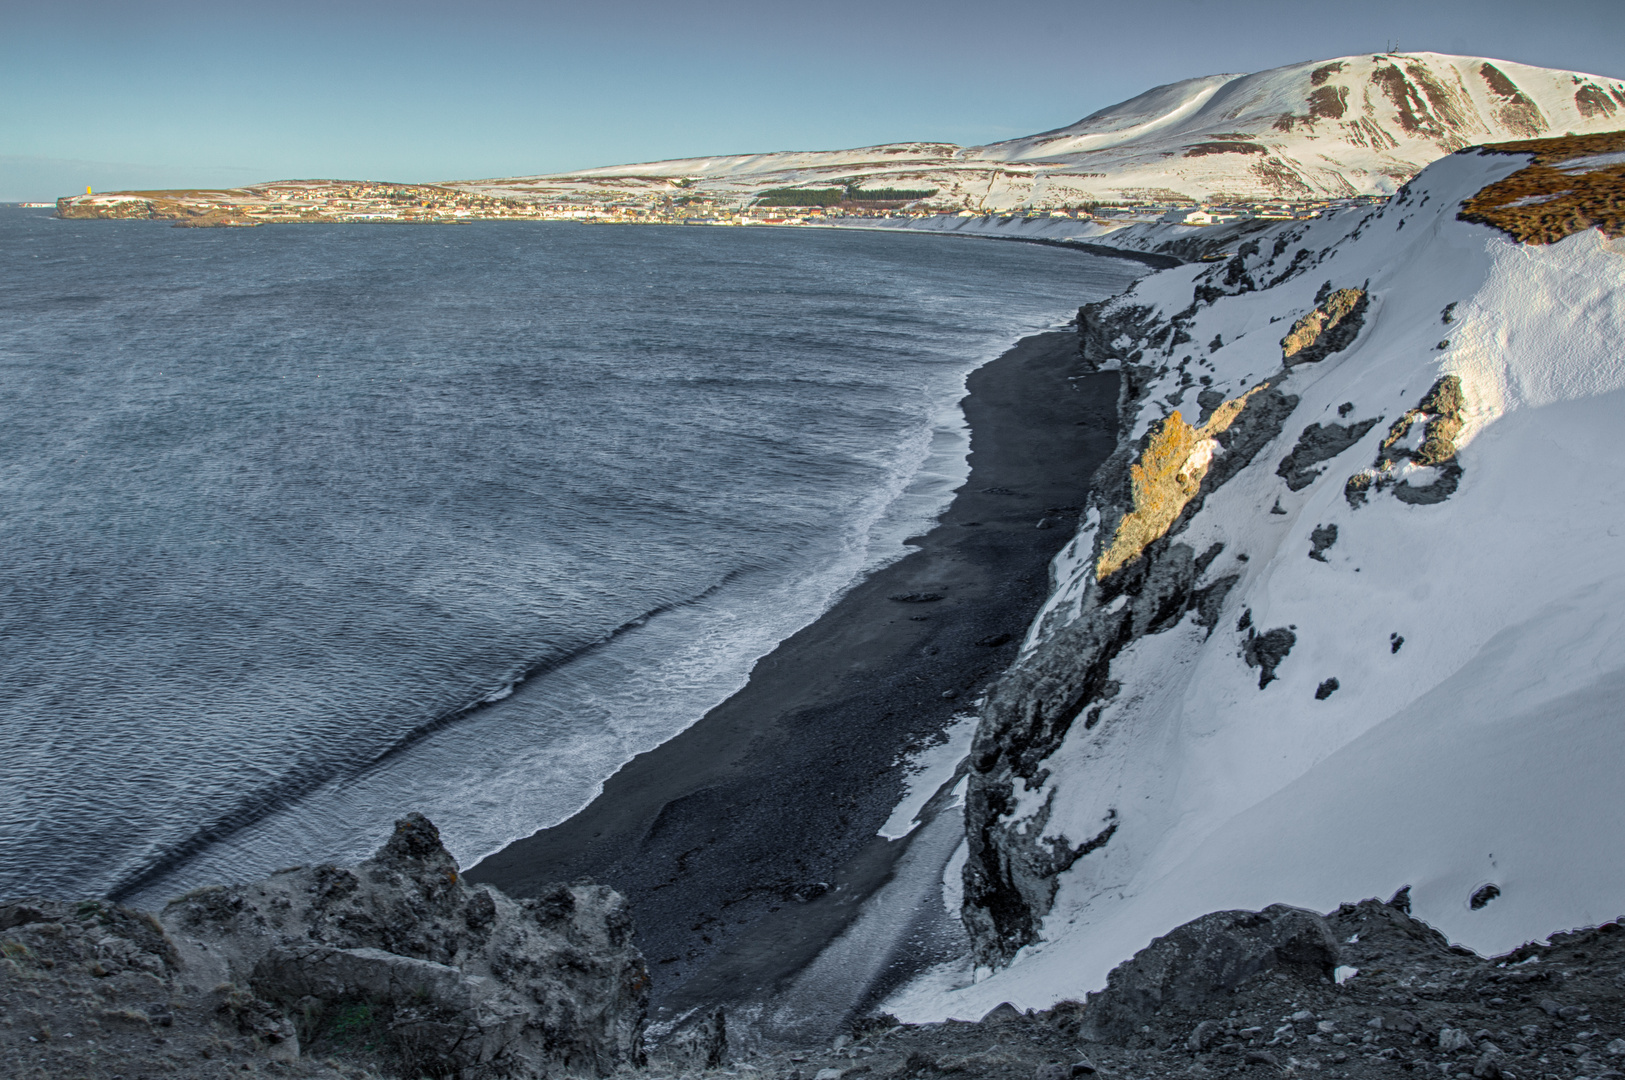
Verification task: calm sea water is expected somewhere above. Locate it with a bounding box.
[0,211,1139,904]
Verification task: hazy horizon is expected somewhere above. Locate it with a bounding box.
[3,0,1623,202]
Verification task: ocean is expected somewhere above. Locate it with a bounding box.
[0,210,1139,906]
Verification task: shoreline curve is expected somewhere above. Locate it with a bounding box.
[468,326,1123,1034]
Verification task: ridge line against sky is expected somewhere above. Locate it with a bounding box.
[2,0,1623,202]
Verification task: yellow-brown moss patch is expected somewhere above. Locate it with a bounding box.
[1458,129,1625,245]
[1097,386,1266,579]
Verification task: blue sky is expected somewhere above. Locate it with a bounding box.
[2,0,1622,201]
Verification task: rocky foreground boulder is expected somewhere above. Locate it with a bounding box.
[0,814,648,1079]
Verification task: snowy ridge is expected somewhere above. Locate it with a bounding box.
[887,142,1625,1019]
[458,53,1625,209]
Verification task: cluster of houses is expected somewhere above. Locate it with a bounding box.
[217,182,552,223]
[649,196,1384,228]
[1156,195,1385,225]
[55,179,1389,231]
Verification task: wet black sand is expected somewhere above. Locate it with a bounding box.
[468,328,1120,1031]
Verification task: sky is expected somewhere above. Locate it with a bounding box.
[2,0,1623,201]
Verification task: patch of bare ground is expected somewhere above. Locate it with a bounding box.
[1477,64,1549,137]
[1310,61,1345,87]
[1252,157,1315,197]
[1458,130,1625,244]
[1574,83,1619,120]
[1309,84,1350,120]
[1183,142,1269,157]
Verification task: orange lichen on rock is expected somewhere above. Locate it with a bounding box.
[1346,375,1467,507]
[1458,129,1625,245]
[1281,288,1367,364]
[1097,385,1266,579]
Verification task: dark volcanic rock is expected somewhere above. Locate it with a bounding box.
[1348,375,1467,508]
[0,815,647,1079]
[168,814,648,1077]
[1078,905,1340,1044]
[1241,625,1297,687]
[1278,418,1382,490]
[1309,522,1339,561]
[625,899,1625,1080]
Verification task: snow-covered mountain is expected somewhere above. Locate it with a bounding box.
[885,130,1625,1018]
[459,53,1625,209]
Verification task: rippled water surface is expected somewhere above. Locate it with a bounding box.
[0,211,1139,902]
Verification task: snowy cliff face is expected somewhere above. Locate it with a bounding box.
[463,54,1625,208]
[900,133,1625,1019]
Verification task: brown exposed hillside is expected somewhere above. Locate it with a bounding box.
[1458,129,1625,244]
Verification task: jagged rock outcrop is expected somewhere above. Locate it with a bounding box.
[1077,299,1158,372]
[1095,384,1272,579]
[963,291,1303,964]
[1281,286,1369,365]
[1077,904,1340,1044]
[1345,375,1466,507]
[1239,622,1297,688]
[0,815,647,1079]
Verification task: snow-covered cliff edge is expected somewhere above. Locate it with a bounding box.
[897,131,1625,1019]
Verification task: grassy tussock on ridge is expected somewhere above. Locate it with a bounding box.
[1459,129,1625,245]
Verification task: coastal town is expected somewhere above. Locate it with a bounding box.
[51,177,1382,230]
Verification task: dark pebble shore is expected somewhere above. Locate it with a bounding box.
[467,327,1121,1034]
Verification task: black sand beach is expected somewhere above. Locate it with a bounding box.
[468,327,1121,1033]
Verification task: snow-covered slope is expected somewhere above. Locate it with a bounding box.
[887,135,1625,1018]
[459,53,1625,209]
